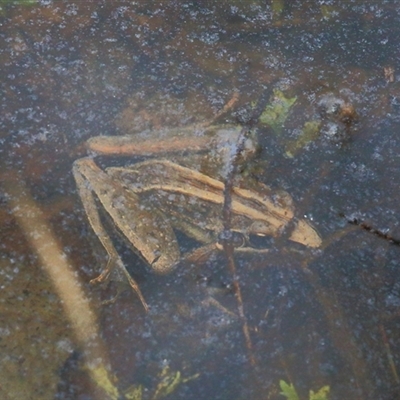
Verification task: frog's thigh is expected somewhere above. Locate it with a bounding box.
[107,159,188,180]
[108,160,223,195]
[73,158,122,264]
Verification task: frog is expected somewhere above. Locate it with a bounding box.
[73,123,322,311]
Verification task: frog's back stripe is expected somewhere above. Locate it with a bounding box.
[109,159,295,233]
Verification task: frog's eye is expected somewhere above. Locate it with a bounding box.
[249,220,276,236]
[247,233,274,249]
[217,230,246,248]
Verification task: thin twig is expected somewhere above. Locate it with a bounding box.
[342,213,400,246]
[221,125,256,365]
[220,87,275,366]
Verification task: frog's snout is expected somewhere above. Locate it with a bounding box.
[288,219,322,248]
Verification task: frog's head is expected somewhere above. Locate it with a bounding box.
[248,219,321,248]
[288,219,322,248]
[248,220,278,237]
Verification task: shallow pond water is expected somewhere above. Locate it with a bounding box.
[1,2,400,399]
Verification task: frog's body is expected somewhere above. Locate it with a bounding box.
[73,124,321,310]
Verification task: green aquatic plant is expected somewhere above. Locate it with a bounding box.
[0,0,36,14]
[151,365,199,399]
[87,364,120,400]
[83,362,198,400]
[279,380,299,400]
[258,89,297,135]
[123,365,199,400]
[284,120,321,158]
[320,5,337,20]
[271,0,285,18]
[0,0,36,5]
[124,385,143,400]
[279,380,330,400]
[258,89,323,157]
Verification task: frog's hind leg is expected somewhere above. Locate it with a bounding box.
[73,158,148,311]
[73,159,121,277]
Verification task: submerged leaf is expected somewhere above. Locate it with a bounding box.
[309,385,330,400]
[285,120,321,158]
[279,380,300,400]
[152,366,199,400]
[87,364,120,400]
[124,384,143,400]
[279,380,330,400]
[259,90,297,134]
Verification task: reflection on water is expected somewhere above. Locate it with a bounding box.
[1,1,400,399]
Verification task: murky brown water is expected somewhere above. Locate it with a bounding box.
[1,1,400,399]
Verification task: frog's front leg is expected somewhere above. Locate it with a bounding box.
[73,158,180,311]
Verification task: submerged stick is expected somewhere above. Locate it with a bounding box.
[220,87,274,366]
[221,125,256,366]
[4,176,120,399]
[220,88,275,366]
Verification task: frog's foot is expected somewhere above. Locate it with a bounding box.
[99,285,125,306]
[124,274,149,312]
[92,275,148,311]
[89,255,118,285]
[93,277,148,312]
[89,270,111,285]
[91,258,149,312]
